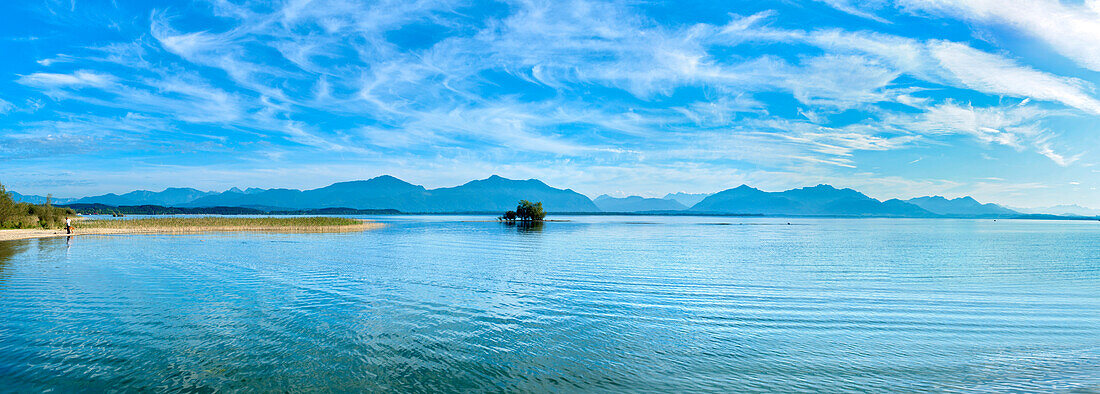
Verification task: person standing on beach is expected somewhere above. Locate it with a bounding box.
[65,218,72,234]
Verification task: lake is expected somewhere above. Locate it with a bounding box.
[1,216,1098,391]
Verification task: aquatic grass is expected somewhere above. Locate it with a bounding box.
[77,216,374,233]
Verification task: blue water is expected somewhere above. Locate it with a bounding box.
[1,216,1098,391]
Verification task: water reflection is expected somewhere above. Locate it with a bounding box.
[0,217,1098,391]
[34,236,71,260]
[501,220,544,232]
[0,240,28,286]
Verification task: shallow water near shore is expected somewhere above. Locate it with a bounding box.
[1,216,1098,391]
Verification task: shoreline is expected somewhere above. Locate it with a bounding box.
[0,220,383,242]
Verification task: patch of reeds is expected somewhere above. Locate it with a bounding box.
[77,216,369,232]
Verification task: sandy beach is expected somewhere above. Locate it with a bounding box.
[0,229,77,242]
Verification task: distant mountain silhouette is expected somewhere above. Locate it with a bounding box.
[1011,204,1100,217]
[689,185,799,214]
[224,187,267,194]
[6,192,76,205]
[594,195,686,212]
[905,196,1018,216]
[181,175,598,212]
[185,175,427,210]
[73,188,215,206]
[309,176,430,209]
[662,192,712,207]
[12,177,1039,217]
[691,184,934,217]
[423,175,598,212]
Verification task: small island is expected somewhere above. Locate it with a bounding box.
[499,200,546,222]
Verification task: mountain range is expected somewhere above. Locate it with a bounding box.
[690,184,933,217]
[7,175,1081,217]
[904,196,1018,216]
[7,191,76,205]
[1011,204,1100,217]
[662,192,712,207]
[72,188,218,206]
[178,175,597,213]
[594,195,687,212]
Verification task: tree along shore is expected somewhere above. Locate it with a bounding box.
[1,182,75,230]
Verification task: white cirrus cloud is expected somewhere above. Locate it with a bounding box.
[814,0,891,23]
[719,13,1100,115]
[928,40,1100,115]
[900,0,1100,72]
[897,102,1040,148]
[887,101,1080,166]
[8,0,1097,200]
[17,71,115,88]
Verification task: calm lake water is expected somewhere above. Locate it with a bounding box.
[1,216,1098,391]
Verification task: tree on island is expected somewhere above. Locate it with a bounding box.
[500,200,545,222]
[517,200,545,221]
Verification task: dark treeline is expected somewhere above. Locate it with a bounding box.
[1,183,75,229]
[63,204,265,215]
[269,207,401,215]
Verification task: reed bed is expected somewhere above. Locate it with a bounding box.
[77,217,377,233]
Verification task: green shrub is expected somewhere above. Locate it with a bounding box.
[515,200,546,221]
[0,182,74,229]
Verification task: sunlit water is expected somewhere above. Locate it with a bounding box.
[1,216,1098,391]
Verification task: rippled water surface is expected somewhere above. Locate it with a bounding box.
[1,216,1098,391]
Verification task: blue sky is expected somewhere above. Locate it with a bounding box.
[2,0,1100,207]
